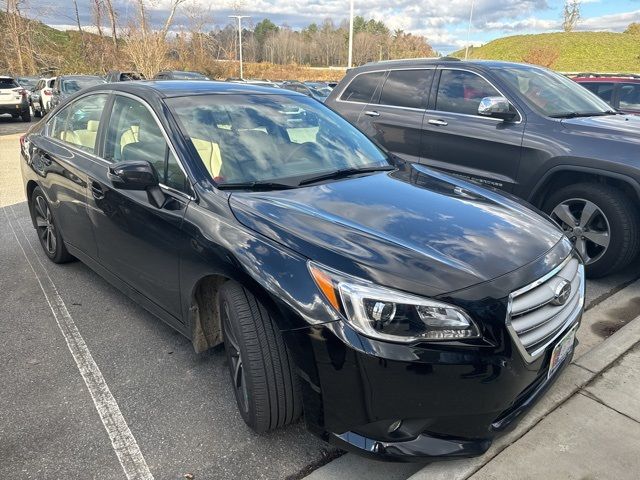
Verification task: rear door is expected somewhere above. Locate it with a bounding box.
[617,83,640,114]
[329,70,386,124]
[85,93,191,320]
[358,68,434,163]
[420,68,525,192]
[31,92,109,258]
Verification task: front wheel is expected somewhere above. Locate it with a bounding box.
[30,187,74,263]
[218,281,302,433]
[543,183,639,277]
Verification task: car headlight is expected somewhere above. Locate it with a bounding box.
[308,262,480,343]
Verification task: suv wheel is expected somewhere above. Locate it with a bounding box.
[31,187,74,263]
[543,183,639,277]
[218,281,301,433]
[21,109,31,122]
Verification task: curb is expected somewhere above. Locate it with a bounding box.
[406,313,640,480]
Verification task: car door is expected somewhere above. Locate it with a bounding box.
[329,70,386,124]
[30,92,110,259]
[420,68,525,192]
[84,93,192,320]
[358,68,434,163]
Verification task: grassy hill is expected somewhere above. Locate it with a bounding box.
[453,31,640,72]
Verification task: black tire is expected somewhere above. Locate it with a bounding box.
[11,113,19,119]
[30,187,74,263]
[39,100,45,115]
[543,183,640,278]
[21,109,31,122]
[218,281,301,433]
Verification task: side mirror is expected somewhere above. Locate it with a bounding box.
[109,160,166,208]
[478,96,517,121]
[109,160,159,190]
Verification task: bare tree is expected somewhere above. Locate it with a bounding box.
[562,0,580,32]
[104,0,118,50]
[93,0,104,37]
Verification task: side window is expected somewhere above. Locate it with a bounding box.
[619,83,640,111]
[379,69,434,109]
[47,93,108,154]
[436,70,500,116]
[340,71,385,103]
[582,82,615,105]
[105,96,189,193]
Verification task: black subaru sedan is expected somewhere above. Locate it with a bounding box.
[20,81,584,460]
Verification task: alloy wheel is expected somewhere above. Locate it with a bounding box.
[222,301,249,414]
[550,198,610,265]
[34,195,57,255]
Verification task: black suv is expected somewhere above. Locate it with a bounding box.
[326,59,640,277]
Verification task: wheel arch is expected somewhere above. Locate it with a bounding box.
[528,166,640,208]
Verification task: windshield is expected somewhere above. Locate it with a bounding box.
[492,65,613,117]
[167,94,389,186]
[61,77,105,93]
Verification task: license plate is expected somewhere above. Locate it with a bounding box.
[548,325,577,378]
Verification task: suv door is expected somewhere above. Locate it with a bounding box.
[329,70,386,124]
[33,92,109,258]
[358,68,434,163]
[85,93,192,320]
[420,68,525,191]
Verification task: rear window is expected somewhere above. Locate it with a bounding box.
[0,78,18,89]
[580,82,615,105]
[619,83,640,111]
[379,69,434,109]
[339,72,385,103]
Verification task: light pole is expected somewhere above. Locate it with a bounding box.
[348,0,354,68]
[464,0,475,60]
[229,15,250,79]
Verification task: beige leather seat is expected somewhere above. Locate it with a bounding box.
[191,137,223,177]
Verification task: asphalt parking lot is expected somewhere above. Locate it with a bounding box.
[2,125,640,480]
[0,113,33,136]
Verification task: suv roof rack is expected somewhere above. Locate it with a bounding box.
[362,57,446,67]
[571,72,640,79]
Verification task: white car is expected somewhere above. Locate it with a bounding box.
[30,77,55,117]
[0,76,31,122]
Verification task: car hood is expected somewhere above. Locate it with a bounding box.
[229,165,564,296]
[561,114,640,143]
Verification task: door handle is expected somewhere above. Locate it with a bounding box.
[428,119,448,126]
[364,110,380,117]
[90,181,105,200]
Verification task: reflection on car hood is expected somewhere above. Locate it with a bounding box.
[561,114,640,142]
[229,165,564,296]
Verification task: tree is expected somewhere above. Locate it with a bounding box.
[625,23,640,35]
[562,0,580,32]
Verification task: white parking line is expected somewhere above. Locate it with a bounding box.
[5,206,154,480]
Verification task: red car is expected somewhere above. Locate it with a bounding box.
[573,74,640,115]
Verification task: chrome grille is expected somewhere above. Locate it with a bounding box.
[506,255,585,362]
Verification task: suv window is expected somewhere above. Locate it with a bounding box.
[105,95,189,193]
[436,70,500,116]
[619,83,640,111]
[48,93,108,154]
[340,71,385,103]
[581,82,615,105]
[0,78,18,89]
[379,69,434,109]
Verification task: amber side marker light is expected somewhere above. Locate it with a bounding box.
[309,264,341,311]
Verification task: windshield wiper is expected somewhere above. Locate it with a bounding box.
[298,165,395,186]
[550,110,618,119]
[216,181,296,191]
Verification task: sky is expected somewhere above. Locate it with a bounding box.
[33,0,640,53]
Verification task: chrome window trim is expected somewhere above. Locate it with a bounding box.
[505,255,585,363]
[433,67,524,124]
[335,68,388,105]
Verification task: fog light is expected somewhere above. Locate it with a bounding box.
[388,420,402,433]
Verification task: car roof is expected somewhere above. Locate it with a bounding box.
[353,58,535,72]
[85,80,305,98]
[573,76,640,83]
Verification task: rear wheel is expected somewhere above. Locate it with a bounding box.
[218,281,302,433]
[543,183,639,277]
[31,187,74,263]
[21,109,31,122]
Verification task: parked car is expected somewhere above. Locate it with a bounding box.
[105,70,146,82]
[225,78,279,87]
[304,81,333,95]
[572,74,640,115]
[21,80,584,461]
[282,81,329,102]
[16,76,39,98]
[327,58,640,277]
[50,75,106,110]
[31,77,55,117]
[154,70,210,80]
[0,76,31,121]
